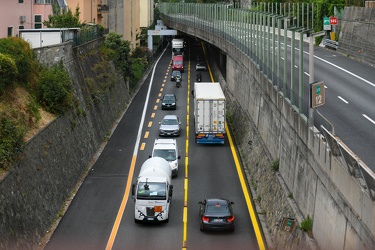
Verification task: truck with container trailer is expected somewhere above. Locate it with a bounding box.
[172,38,184,57]
[193,82,226,144]
[132,157,173,223]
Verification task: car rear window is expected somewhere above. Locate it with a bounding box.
[206,205,229,213]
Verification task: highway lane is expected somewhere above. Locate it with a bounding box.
[263,37,375,170]
[45,42,262,249]
[45,53,153,250]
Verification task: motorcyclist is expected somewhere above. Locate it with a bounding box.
[175,74,182,87]
[196,72,202,82]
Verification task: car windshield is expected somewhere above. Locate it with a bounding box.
[206,205,230,213]
[172,71,180,76]
[161,118,178,125]
[154,149,176,161]
[174,61,183,65]
[137,182,167,199]
[164,96,175,101]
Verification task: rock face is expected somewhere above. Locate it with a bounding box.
[0,38,131,249]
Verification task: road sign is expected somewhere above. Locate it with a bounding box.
[330,17,338,25]
[310,81,325,108]
[280,218,297,233]
[323,17,331,30]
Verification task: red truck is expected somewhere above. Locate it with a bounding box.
[172,55,184,72]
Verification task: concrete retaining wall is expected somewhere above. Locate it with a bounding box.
[0,39,131,249]
[168,14,375,250]
[339,6,375,66]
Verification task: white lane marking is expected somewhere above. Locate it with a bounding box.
[338,96,349,104]
[282,42,375,88]
[363,114,375,125]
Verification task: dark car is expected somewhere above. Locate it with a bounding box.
[198,198,235,232]
[161,94,177,110]
[159,115,181,136]
[171,70,182,81]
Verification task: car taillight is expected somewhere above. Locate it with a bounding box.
[227,216,234,222]
[202,216,209,222]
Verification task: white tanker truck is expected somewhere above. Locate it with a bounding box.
[131,157,173,223]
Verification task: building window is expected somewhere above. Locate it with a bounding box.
[34,15,43,29]
[8,27,13,37]
[19,0,24,3]
[35,0,52,3]
[19,26,25,30]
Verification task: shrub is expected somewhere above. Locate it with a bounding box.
[0,37,38,87]
[0,112,25,170]
[129,58,145,89]
[0,53,18,94]
[300,215,313,233]
[36,62,74,114]
[271,159,279,172]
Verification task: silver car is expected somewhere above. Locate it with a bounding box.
[196,62,207,71]
[159,115,181,136]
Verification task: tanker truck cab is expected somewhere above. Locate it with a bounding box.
[132,157,173,223]
[150,139,180,177]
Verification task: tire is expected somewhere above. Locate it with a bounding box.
[135,219,140,224]
[165,218,169,223]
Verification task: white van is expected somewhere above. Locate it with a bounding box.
[150,139,180,177]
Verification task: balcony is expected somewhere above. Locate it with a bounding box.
[97,4,109,13]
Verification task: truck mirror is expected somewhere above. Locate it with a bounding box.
[168,185,173,198]
[131,183,136,197]
[149,155,152,158]
[178,156,181,159]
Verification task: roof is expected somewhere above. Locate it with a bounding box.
[194,82,225,100]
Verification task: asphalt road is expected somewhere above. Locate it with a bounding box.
[45,43,261,250]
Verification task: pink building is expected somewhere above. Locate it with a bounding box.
[0,0,57,38]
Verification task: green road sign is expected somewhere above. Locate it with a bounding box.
[310,81,325,108]
[324,17,331,31]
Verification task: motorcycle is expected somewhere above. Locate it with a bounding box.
[175,75,182,88]
[196,73,202,82]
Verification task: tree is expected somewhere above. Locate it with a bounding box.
[0,53,18,94]
[104,32,132,78]
[43,3,82,28]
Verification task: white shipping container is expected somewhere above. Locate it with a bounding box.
[194,82,226,134]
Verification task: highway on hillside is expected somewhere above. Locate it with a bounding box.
[175,15,375,171]
[45,43,262,250]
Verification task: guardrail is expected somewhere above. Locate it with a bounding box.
[322,38,339,49]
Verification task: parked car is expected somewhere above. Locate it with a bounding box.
[198,198,235,232]
[159,115,181,136]
[161,94,177,110]
[171,70,182,81]
[196,62,207,71]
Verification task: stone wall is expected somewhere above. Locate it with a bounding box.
[339,6,375,66]
[0,39,131,249]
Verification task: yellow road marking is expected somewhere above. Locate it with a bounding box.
[226,126,266,250]
[140,143,145,150]
[151,113,155,118]
[182,56,191,250]
[105,155,137,250]
[160,88,164,92]
[144,131,149,138]
[148,121,152,127]
[154,105,158,110]
[156,99,160,103]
